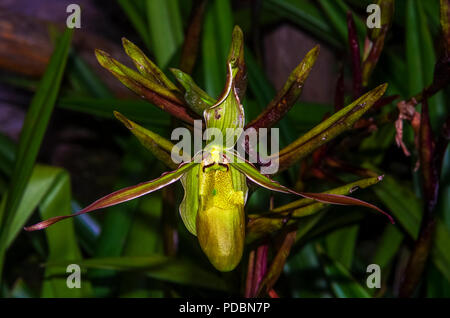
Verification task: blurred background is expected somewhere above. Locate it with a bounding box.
[0,0,449,298]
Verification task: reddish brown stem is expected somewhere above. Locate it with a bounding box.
[347,11,362,99]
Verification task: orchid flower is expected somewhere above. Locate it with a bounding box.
[25,26,393,272]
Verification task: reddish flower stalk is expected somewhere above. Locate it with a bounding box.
[334,66,345,111]
[399,99,439,297]
[347,11,362,99]
[179,0,208,74]
[245,244,269,298]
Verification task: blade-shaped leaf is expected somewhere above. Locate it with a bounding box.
[316,244,371,298]
[146,0,184,69]
[370,170,450,283]
[58,97,170,126]
[274,83,388,171]
[246,45,320,131]
[263,0,342,48]
[24,162,198,231]
[39,171,91,297]
[5,166,67,248]
[117,0,152,51]
[0,28,73,275]
[45,256,230,292]
[201,0,233,96]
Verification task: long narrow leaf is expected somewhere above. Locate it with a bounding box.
[45,256,230,292]
[0,28,73,274]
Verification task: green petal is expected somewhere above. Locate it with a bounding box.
[121,37,180,92]
[170,68,215,115]
[95,49,195,124]
[274,83,388,171]
[227,25,247,100]
[114,111,188,168]
[246,45,320,130]
[179,164,200,235]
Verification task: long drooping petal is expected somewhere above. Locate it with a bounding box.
[24,162,198,231]
[226,151,394,224]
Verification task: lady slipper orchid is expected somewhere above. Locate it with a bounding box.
[24,26,393,272]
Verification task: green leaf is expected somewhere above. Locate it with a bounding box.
[372,173,450,283]
[146,0,184,69]
[372,175,421,239]
[202,0,233,97]
[405,0,446,127]
[0,28,73,274]
[58,97,170,127]
[372,224,404,269]
[119,194,165,297]
[325,225,359,269]
[317,0,348,42]
[4,166,66,248]
[39,171,90,297]
[263,0,342,48]
[46,256,230,291]
[24,162,198,231]
[316,244,371,298]
[67,51,112,98]
[117,0,152,51]
[432,220,450,283]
